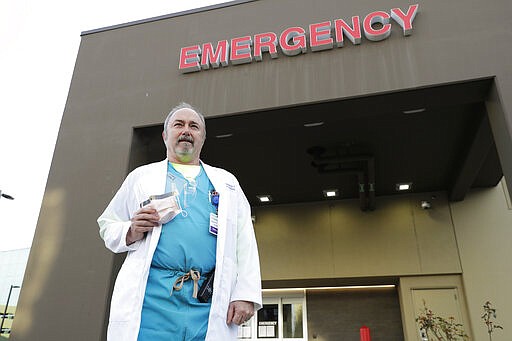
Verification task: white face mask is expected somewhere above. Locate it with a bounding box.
[141,192,183,224]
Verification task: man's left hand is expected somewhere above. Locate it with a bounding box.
[226,300,254,326]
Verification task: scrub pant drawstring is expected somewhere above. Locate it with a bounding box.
[171,269,201,298]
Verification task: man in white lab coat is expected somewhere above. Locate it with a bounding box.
[98,102,262,341]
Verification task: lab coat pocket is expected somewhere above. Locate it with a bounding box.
[109,258,143,322]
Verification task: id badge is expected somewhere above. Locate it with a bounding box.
[209,213,218,236]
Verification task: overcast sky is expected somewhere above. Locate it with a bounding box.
[0,0,228,251]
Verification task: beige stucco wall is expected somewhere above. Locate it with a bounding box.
[398,181,512,341]
[255,191,461,281]
[255,183,512,340]
[451,179,512,341]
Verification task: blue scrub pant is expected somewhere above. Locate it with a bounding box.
[138,267,212,341]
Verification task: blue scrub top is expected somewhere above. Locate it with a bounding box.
[138,162,217,341]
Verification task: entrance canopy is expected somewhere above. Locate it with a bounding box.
[130,78,502,209]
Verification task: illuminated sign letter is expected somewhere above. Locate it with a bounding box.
[334,16,362,47]
[253,32,278,61]
[179,45,201,73]
[391,4,419,36]
[178,5,420,72]
[201,40,229,70]
[279,27,307,56]
[230,36,253,65]
[309,21,333,52]
[363,11,391,41]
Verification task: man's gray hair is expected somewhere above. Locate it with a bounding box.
[163,102,206,135]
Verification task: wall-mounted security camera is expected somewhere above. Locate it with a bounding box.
[420,200,432,209]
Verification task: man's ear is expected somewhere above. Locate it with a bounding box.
[162,131,167,146]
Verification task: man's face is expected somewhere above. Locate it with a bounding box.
[163,108,206,164]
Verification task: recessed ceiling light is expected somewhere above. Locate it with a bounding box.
[303,121,324,127]
[396,183,413,191]
[215,133,233,139]
[403,108,426,114]
[323,189,339,198]
[256,195,272,203]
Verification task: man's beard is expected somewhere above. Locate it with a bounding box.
[175,143,194,162]
[177,146,193,156]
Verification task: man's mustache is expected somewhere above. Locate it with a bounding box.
[178,135,194,143]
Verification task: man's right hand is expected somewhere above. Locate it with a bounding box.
[126,207,160,245]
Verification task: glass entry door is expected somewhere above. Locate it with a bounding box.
[238,294,307,340]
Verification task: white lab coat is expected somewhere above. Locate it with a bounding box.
[98,159,262,341]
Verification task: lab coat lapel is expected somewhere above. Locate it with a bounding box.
[144,159,168,270]
[201,162,229,271]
